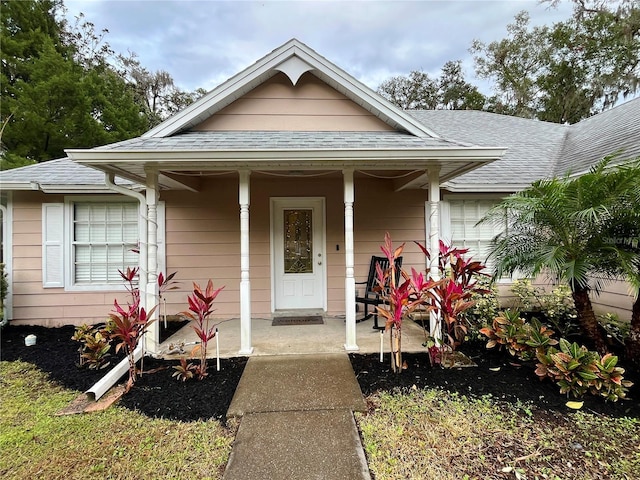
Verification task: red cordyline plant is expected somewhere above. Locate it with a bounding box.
[108,267,156,391]
[182,280,224,379]
[158,271,179,297]
[375,233,437,373]
[416,240,488,358]
[158,271,179,325]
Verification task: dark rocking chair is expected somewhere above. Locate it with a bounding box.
[355,255,403,330]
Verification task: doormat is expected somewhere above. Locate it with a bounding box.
[272,316,324,326]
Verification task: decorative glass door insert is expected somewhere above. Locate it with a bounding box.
[283,209,313,273]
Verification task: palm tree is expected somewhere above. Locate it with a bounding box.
[480,157,640,354]
[593,159,640,363]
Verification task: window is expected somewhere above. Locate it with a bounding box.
[72,203,139,285]
[42,199,165,291]
[448,199,504,270]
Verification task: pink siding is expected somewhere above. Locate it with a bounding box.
[11,185,633,327]
[161,180,241,318]
[592,279,634,321]
[193,72,394,132]
[10,192,129,327]
[159,175,428,319]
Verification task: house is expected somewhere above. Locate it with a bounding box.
[1,39,638,355]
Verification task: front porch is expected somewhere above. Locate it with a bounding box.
[159,315,431,358]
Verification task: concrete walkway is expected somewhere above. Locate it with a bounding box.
[223,354,371,480]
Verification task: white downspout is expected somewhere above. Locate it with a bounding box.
[86,173,147,401]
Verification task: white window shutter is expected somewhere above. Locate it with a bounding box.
[42,203,64,288]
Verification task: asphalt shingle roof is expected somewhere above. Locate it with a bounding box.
[408,98,640,189]
[0,157,133,188]
[96,130,469,151]
[2,99,638,191]
[555,97,640,175]
[408,110,568,190]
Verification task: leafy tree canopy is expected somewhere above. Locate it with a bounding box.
[377,61,488,111]
[378,1,639,124]
[471,1,639,123]
[0,0,205,170]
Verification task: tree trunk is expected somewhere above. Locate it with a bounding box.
[572,287,608,354]
[625,295,640,366]
[390,325,402,374]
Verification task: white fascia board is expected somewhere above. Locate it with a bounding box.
[0,182,33,190]
[442,182,531,193]
[38,185,121,193]
[0,182,121,193]
[67,147,507,163]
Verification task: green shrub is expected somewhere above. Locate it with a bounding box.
[535,338,633,401]
[480,309,557,361]
[598,312,629,344]
[509,279,578,337]
[461,276,500,339]
[71,324,113,370]
[481,312,633,402]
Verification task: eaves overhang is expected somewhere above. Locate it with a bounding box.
[441,182,533,193]
[0,181,133,194]
[66,146,506,190]
[67,146,506,162]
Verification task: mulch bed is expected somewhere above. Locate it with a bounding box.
[2,324,639,422]
[350,342,640,418]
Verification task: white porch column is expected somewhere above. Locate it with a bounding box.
[427,167,441,339]
[145,168,160,353]
[343,168,359,351]
[238,170,253,355]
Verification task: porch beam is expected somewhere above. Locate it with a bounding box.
[343,168,359,351]
[158,171,202,192]
[238,170,253,355]
[427,167,441,339]
[393,171,428,191]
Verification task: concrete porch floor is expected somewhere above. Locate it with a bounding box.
[159,315,431,358]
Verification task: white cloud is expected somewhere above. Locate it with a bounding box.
[63,0,573,93]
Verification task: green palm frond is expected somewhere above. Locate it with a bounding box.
[481,155,640,298]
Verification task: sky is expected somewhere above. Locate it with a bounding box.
[63,0,575,94]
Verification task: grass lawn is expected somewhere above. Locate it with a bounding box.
[2,356,639,479]
[357,389,640,480]
[0,361,236,479]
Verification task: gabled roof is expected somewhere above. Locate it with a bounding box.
[410,97,640,192]
[409,110,568,192]
[144,38,440,139]
[555,97,640,176]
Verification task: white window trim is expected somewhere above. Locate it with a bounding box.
[439,194,516,284]
[55,196,165,292]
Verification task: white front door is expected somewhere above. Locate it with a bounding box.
[272,197,326,310]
